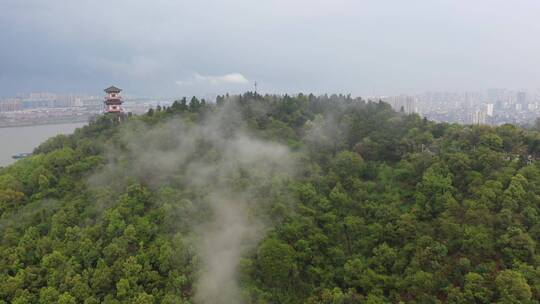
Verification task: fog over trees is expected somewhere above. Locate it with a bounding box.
[2,94,540,303]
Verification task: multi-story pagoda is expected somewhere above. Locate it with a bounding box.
[104,85,124,114]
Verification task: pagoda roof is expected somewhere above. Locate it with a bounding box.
[104,85,122,93]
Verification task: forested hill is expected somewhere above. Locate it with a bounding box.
[3,93,540,303]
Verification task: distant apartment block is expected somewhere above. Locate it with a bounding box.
[471,109,487,125]
[0,98,22,112]
[486,103,494,117]
[383,95,419,114]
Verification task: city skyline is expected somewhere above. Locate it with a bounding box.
[4,87,540,127]
[3,86,540,100]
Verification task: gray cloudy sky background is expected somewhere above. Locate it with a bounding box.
[1,0,540,97]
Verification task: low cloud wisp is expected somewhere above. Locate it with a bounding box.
[90,102,295,304]
[176,72,249,86]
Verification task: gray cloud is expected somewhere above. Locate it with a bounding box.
[2,0,540,96]
[176,73,249,86]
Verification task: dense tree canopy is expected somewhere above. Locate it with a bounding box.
[2,93,540,303]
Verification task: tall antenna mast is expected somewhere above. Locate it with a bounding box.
[254,81,258,94]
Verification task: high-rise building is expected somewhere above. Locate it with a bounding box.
[0,98,22,112]
[404,96,419,114]
[517,91,527,111]
[517,91,527,103]
[486,103,494,117]
[28,92,57,101]
[382,95,419,114]
[487,88,506,102]
[471,109,486,125]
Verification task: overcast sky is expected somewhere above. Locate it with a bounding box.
[2,0,540,97]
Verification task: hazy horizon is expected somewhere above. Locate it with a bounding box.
[2,0,540,97]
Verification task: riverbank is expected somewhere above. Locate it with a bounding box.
[0,122,87,167]
[0,117,90,128]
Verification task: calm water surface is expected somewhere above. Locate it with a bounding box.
[0,122,86,167]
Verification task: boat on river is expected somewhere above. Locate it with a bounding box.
[12,153,32,159]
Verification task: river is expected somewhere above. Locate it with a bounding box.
[0,122,86,167]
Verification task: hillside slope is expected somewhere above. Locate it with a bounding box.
[2,94,540,303]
